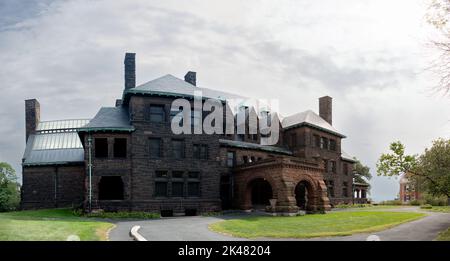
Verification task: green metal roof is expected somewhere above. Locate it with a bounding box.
[78,107,134,133]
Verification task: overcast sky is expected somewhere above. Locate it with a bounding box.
[0,0,449,201]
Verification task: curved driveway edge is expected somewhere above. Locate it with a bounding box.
[109,208,450,241]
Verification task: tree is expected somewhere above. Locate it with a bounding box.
[415,139,450,200]
[353,158,372,190]
[0,162,20,212]
[377,140,450,205]
[426,0,450,94]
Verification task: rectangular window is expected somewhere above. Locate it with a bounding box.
[331,161,336,173]
[314,135,320,147]
[95,138,108,158]
[155,182,168,197]
[327,180,335,197]
[227,151,235,167]
[188,182,200,197]
[155,171,168,178]
[149,105,165,123]
[188,171,200,179]
[343,182,348,197]
[172,171,184,179]
[172,182,184,197]
[193,144,207,159]
[243,156,249,163]
[323,159,329,172]
[113,138,127,158]
[172,139,185,159]
[149,138,162,158]
[320,137,328,149]
[329,139,336,151]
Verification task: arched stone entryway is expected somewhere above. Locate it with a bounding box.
[248,178,273,209]
[295,180,316,211]
[233,157,331,214]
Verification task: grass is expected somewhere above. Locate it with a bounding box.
[209,211,426,239]
[436,227,450,241]
[422,206,450,213]
[0,209,114,241]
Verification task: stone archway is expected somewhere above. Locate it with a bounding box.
[248,178,273,209]
[295,180,315,211]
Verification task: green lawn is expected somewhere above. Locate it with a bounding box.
[209,211,426,239]
[423,206,450,213]
[0,209,114,241]
[436,227,450,241]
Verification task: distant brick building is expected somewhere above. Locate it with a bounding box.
[21,53,361,215]
[399,172,421,203]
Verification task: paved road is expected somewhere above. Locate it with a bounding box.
[108,207,450,241]
[109,215,246,241]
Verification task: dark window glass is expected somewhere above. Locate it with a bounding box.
[188,182,200,197]
[320,137,328,149]
[330,140,336,151]
[343,182,348,197]
[155,182,168,197]
[243,156,249,163]
[314,135,320,147]
[155,171,168,178]
[327,180,335,197]
[227,151,235,167]
[200,145,208,159]
[172,182,184,197]
[172,139,185,159]
[113,138,127,158]
[250,156,255,163]
[193,144,200,159]
[95,138,108,158]
[149,138,162,158]
[323,159,329,172]
[172,171,184,178]
[149,105,165,123]
[331,161,336,173]
[188,171,199,179]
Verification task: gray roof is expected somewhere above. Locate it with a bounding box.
[78,107,134,132]
[219,139,292,155]
[125,74,245,101]
[281,110,345,137]
[37,119,90,132]
[23,119,87,166]
[341,150,356,162]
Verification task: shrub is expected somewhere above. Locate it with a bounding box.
[201,211,223,217]
[74,210,160,219]
[335,204,372,208]
[409,200,423,206]
[420,204,433,209]
[378,200,402,205]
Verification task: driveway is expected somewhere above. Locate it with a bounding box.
[108,207,450,241]
[109,215,246,241]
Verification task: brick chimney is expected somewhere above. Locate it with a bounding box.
[124,52,136,90]
[319,96,332,125]
[25,99,40,142]
[184,71,196,86]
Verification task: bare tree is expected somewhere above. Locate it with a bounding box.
[426,0,450,94]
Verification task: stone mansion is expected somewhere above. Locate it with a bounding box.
[21,53,368,215]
